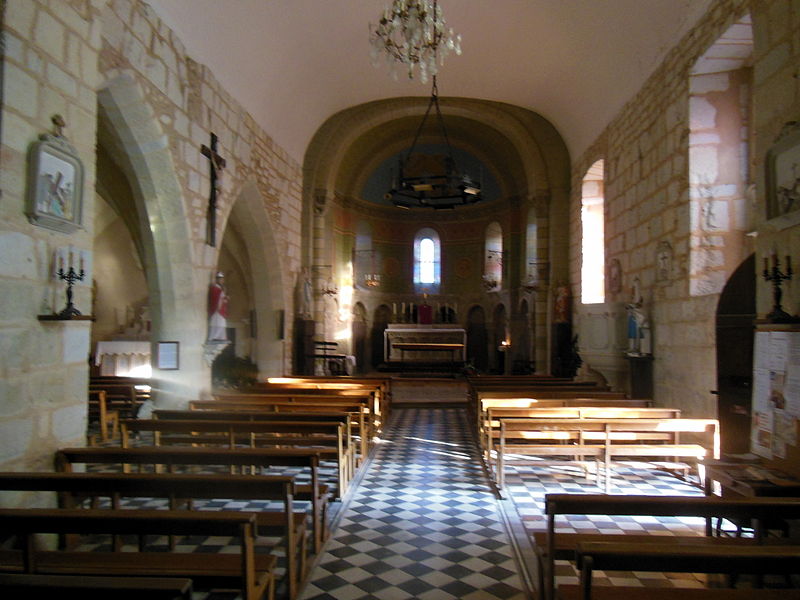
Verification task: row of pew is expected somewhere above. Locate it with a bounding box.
[467,375,799,599]
[467,375,718,492]
[1,375,392,599]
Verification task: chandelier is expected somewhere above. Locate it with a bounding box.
[369,0,461,83]
[384,77,482,210]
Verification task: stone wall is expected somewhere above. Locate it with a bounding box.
[0,0,103,472]
[0,0,303,476]
[572,0,800,417]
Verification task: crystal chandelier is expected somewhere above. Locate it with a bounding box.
[369,0,462,83]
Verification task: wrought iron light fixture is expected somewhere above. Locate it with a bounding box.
[369,0,461,83]
[370,0,479,210]
[384,77,482,210]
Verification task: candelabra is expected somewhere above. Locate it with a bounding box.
[57,262,85,318]
[763,254,794,323]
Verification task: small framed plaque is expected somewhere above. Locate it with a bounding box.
[26,131,84,234]
[157,341,180,370]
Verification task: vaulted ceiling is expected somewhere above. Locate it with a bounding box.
[147,0,713,165]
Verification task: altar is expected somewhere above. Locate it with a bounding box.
[384,324,466,364]
[95,340,151,376]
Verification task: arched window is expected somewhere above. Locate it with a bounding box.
[581,160,605,304]
[525,208,538,288]
[484,222,503,290]
[414,227,441,287]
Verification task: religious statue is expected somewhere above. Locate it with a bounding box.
[553,284,570,323]
[625,277,651,355]
[208,271,229,341]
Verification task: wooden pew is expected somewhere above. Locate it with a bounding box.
[557,586,800,600]
[574,542,800,600]
[188,400,371,465]
[0,471,304,599]
[55,445,331,554]
[120,418,350,498]
[211,392,375,446]
[495,417,718,491]
[540,493,800,600]
[0,573,193,599]
[87,390,119,442]
[0,508,274,600]
[482,406,680,465]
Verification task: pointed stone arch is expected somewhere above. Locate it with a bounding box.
[222,179,288,375]
[97,73,202,404]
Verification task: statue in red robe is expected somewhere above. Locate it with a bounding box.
[208,272,229,341]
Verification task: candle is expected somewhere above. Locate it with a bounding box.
[401,302,405,314]
[787,255,792,273]
[79,252,84,272]
[764,257,769,272]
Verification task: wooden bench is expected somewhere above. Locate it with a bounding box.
[0,573,193,599]
[55,445,331,554]
[0,508,274,600]
[0,471,304,598]
[540,493,800,600]
[574,541,800,600]
[557,585,800,600]
[120,418,350,498]
[210,392,376,446]
[186,400,371,465]
[482,406,680,466]
[496,417,718,491]
[88,389,119,442]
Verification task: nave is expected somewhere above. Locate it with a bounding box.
[298,406,713,600]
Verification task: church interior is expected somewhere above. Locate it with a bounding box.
[3,0,800,598]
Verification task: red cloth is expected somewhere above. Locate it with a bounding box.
[208,282,229,318]
[418,303,433,324]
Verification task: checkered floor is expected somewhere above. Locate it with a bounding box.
[299,407,530,600]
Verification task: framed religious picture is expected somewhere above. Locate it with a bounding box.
[766,121,800,221]
[157,341,180,370]
[26,124,84,234]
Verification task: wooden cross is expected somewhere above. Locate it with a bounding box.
[201,132,226,247]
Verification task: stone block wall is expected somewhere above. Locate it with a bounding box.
[0,0,103,472]
[573,0,800,417]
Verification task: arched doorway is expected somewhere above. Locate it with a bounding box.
[466,305,488,373]
[715,254,755,454]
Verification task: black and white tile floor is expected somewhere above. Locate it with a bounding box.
[299,407,530,600]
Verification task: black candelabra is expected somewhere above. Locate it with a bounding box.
[57,262,85,318]
[763,254,793,323]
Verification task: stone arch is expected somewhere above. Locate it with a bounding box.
[221,179,287,375]
[97,73,200,404]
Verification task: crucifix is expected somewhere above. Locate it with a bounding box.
[200,132,226,247]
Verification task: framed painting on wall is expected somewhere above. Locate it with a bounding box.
[766,121,800,221]
[26,130,84,234]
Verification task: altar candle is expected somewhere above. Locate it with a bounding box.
[58,253,64,273]
[79,252,84,272]
[392,302,396,314]
[401,302,405,314]
[764,257,769,272]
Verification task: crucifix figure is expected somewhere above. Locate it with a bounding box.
[200,132,226,246]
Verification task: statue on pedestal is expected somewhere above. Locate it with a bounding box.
[208,271,229,341]
[625,277,651,356]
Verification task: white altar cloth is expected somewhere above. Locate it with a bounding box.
[95,341,151,376]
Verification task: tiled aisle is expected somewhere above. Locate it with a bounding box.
[299,407,531,600]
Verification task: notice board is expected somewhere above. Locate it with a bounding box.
[751,328,800,472]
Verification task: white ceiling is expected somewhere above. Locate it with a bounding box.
[146,0,713,165]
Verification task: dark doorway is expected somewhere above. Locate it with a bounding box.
[371,304,391,369]
[352,302,367,374]
[466,305,488,372]
[716,253,755,455]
